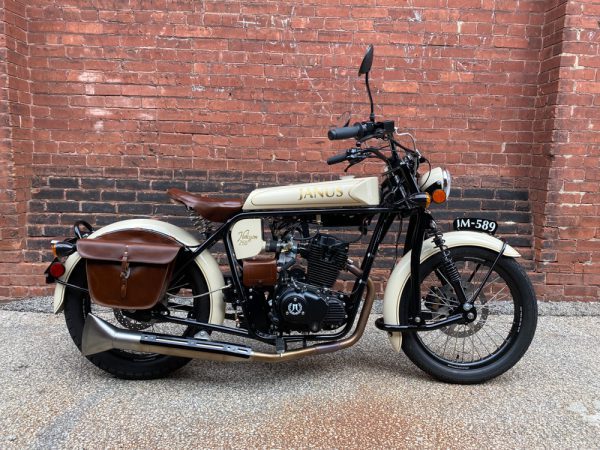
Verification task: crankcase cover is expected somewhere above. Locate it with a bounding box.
[278,287,328,332]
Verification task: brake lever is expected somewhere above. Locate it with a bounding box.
[344,160,361,172]
[344,150,367,172]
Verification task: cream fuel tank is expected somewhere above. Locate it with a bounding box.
[242,176,380,210]
[231,177,380,260]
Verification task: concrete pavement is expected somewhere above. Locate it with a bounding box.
[0,301,599,449]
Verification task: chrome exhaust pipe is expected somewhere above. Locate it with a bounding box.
[82,275,374,363]
[82,314,254,362]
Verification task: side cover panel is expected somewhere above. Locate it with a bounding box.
[243,177,380,210]
[231,218,265,259]
[383,231,520,352]
[53,219,226,325]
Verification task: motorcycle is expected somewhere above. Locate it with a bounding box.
[45,46,537,384]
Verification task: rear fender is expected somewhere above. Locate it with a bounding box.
[53,219,226,325]
[383,231,520,352]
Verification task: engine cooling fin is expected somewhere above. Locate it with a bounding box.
[305,234,349,288]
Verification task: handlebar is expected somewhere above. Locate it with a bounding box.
[328,124,364,141]
[326,151,349,165]
[328,120,395,141]
[326,120,406,166]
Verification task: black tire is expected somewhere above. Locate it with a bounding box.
[400,246,537,384]
[63,259,210,379]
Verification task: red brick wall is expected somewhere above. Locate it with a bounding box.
[0,0,9,298]
[0,0,33,298]
[533,0,600,299]
[0,0,598,300]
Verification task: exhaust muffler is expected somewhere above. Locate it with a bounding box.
[82,277,374,363]
[82,314,254,362]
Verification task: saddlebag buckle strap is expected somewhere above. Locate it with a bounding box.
[120,247,130,299]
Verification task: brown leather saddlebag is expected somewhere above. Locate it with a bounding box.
[77,234,181,310]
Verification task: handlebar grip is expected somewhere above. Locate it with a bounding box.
[327,152,348,165]
[328,125,363,141]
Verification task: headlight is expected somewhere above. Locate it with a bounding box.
[441,168,451,199]
[418,167,451,204]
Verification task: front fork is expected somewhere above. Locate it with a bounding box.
[430,230,468,305]
[405,210,472,324]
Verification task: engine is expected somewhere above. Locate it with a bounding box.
[274,282,348,332]
[269,232,352,333]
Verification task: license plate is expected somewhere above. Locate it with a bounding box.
[453,218,498,235]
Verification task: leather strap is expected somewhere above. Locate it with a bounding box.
[77,240,180,264]
[120,247,129,299]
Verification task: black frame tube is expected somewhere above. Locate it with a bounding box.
[157,314,252,338]
[170,206,406,345]
[374,314,465,332]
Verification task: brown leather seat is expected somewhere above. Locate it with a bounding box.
[167,188,243,223]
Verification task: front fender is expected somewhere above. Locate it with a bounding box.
[53,219,226,325]
[383,231,520,352]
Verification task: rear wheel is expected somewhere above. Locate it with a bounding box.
[400,246,537,384]
[64,259,210,379]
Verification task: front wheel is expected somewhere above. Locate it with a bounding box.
[400,246,537,384]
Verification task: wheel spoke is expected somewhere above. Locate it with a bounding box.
[434,269,451,286]
[484,321,512,343]
[441,332,451,358]
[479,324,501,350]
[452,332,459,360]
[428,331,446,347]
[472,326,492,355]
[486,285,509,303]
[467,263,481,283]
[424,292,459,306]
[469,331,482,360]
[423,299,452,308]
[425,288,460,306]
